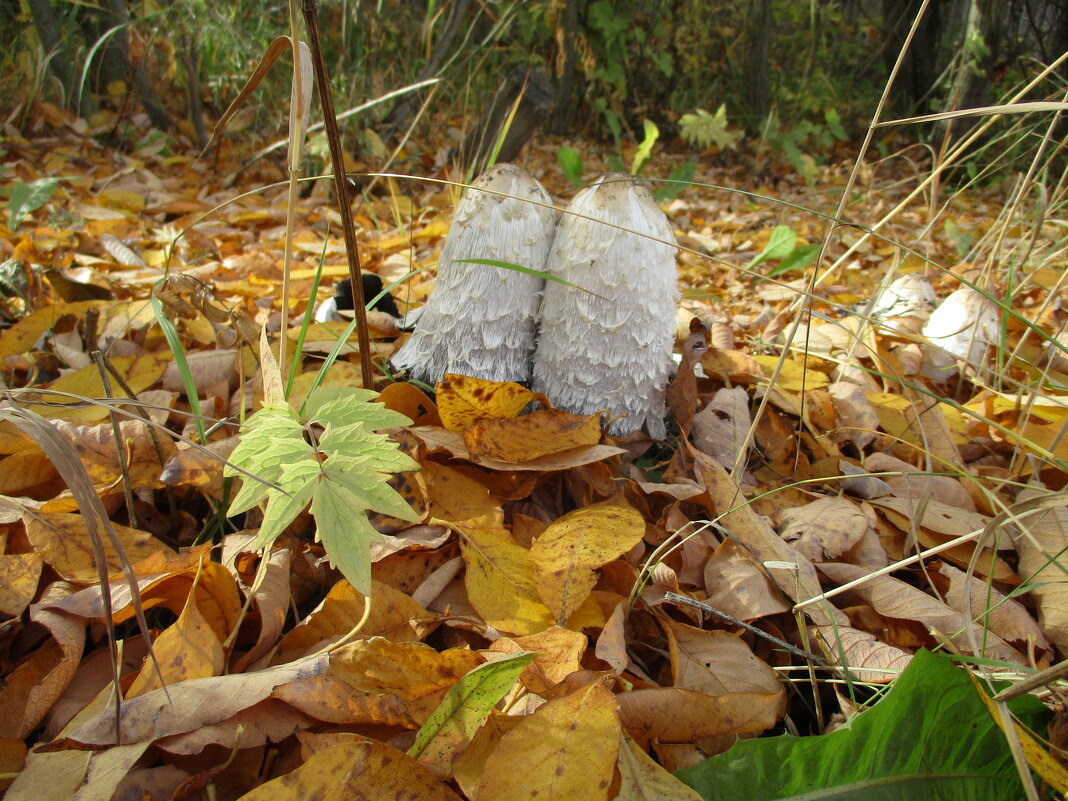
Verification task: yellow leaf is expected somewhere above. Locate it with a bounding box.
[753,354,830,391]
[616,735,703,801]
[464,408,602,462]
[477,683,620,801]
[436,373,545,431]
[125,580,225,697]
[459,523,554,635]
[24,510,176,583]
[236,738,462,801]
[530,499,645,626]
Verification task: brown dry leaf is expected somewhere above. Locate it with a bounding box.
[870,497,1016,581]
[24,509,177,583]
[378,380,442,427]
[230,543,292,672]
[458,522,555,635]
[412,425,626,471]
[238,738,461,801]
[155,698,316,756]
[529,499,645,626]
[160,436,239,498]
[616,735,703,801]
[828,381,879,451]
[464,408,602,462]
[700,348,764,383]
[436,373,545,432]
[160,348,237,394]
[49,654,329,748]
[662,618,786,704]
[864,452,975,511]
[702,539,792,622]
[666,321,709,433]
[54,417,177,488]
[275,639,481,729]
[692,387,750,470]
[812,625,913,683]
[0,739,26,793]
[936,562,1049,653]
[692,450,841,628]
[818,562,1026,664]
[0,606,84,739]
[0,553,43,617]
[477,682,620,801]
[596,599,630,674]
[49,557,241,643]
[125,581,225,698]
[273,580,435,663]
[778,497,872,563]
[1014,485,1068,652]
[484,626,588,694]
[617,686,782,743]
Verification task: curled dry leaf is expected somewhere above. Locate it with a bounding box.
[464,407,603,463]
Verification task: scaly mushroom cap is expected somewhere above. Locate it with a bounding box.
[391,163,557,385]
[532,175,678,438]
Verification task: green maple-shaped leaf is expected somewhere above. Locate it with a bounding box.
[225,383,419,595]
[679,104,739,151]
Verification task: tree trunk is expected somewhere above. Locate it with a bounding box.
[549,0,579,135]
[745,0,772,127]
[454,66,555,174]
[382,0,472,135]
[26,0,97,116]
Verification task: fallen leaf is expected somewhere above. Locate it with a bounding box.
[616,735,703,801]
[464,408,602,462]
[477,682,621,801]
[234,738,462,801]
[436,374,545,431]
[530,499,645,626]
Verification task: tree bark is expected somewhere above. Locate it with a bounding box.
[549,0,579,135]
[745,0,772,127]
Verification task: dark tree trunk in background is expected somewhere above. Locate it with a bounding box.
[382,0,472,135]
[549,0,579,135]
[455,66,555,173]
[745,0,772,127]
[26,0,97,116]
[882,0,944,115]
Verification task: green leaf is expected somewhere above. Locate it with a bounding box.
[768,243,821,276]
[7,178,63,228]
[630,119,660,176]
[558,146,584,186]
[678,105,739,151]
[825,108,847,141]
[307,386,412,431]
[321,455,421,521]
[655,161,696,202]
[747,225,797,269]
[312,476,387,594]
[408,651,538,762]
[675,649,1049,801]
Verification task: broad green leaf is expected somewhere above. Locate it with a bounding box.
[225,407,309,515]
[747,225,797,269]
[558,146,584,186]
[678,105,739,151]
[312,477,387,594]
[303,385,380,420]
[322,456,421,521]
[7,178,63,228]
[655,161,696,202]
[408,651,538,769]
[768,242,821,276]
[675,649,1049,801]
[254,465,318,547]
[319,426,421,473]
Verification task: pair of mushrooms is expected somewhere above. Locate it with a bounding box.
[391,164,678,439]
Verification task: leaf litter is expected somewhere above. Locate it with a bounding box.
[1,107,1067,800]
